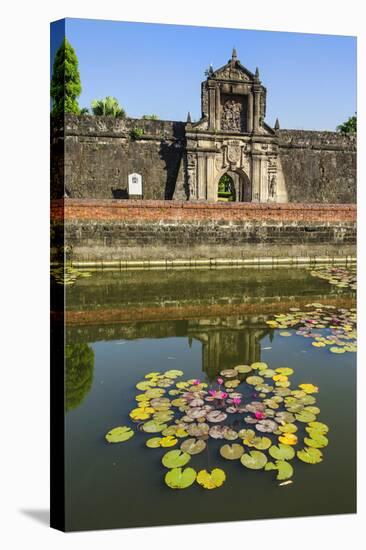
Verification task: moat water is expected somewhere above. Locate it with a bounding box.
[57,266,356,531]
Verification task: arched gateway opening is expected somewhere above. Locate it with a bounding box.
[217,171,251,202]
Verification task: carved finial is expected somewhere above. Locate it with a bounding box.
[209,63,214,75]
[232,47,237,61]
[255,67,260,79]
[186,111,192,123]
[274,117,280,130]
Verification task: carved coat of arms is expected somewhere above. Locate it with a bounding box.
[227,142,241,164]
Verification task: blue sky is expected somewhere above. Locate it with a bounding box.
[51,18,356,130]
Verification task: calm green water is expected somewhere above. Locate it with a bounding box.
[62,267,356,531]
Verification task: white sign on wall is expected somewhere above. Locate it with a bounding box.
[128,173,143,196]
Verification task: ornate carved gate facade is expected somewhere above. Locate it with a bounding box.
[185,49,280,203]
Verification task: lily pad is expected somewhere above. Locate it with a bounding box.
[275,368,294,376]
[265,460,293,480]
[186,423,209,438]
[295,411,317,423]
[234,365,252,374]
[307,421,329,434]
[251,362,268,370]
[146,437,162,448]
[304,434,329,448]
[241,450,268,470]
[224,429,239,441]
[278,433,298,445]
[209,425,228,439]
[159,435,178,447]
[162,449,191,469]
[142,420,168,433]
[220,369,238,378]
[247,376,264,385]
[297,447,323,464]
[220,444,244,460]
[196,469,226,489]
[269,443,295,460]
[105,426,134,443]
[256,419,278,433]
[180,438,206,455]
[206,410,227,423]
[164,369,184,379]
[165,467,196,489]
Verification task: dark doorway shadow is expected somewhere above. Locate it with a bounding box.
[20,508,50,526]
[111,188,129,199]
[159,122,186,199]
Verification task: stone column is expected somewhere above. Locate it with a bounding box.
[259,156,268,202]
[215,85,221,131]
[197,155,207,199]
[208,84,216,130]
[247,93,253,133]
[253,90,261,133]
[251,154,261,202]
[206,156,216,201]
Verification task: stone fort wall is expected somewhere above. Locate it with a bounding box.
[51,115,356,204]
[51,199,356,262]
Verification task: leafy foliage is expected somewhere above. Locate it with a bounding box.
[91,96,126,118]
[337,114,357,134]
[65,343,94,411]
[51,38,81,115]
[142,114,159,120]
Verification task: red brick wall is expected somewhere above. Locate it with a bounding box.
[51,199,357,223]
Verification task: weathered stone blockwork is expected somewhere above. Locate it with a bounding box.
[278,130,356,203]
[51,115,186,200]
[51,115,356,204]
[51,199,356,262]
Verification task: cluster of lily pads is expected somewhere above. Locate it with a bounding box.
[309,266,356,291]
[266,303,356,354]
[51,265,92,286]
[105,364,329,490]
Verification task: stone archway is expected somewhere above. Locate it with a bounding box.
[216,169,251,202]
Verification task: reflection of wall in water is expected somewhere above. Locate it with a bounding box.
[188,316,270,379]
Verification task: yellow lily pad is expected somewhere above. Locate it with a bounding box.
[105,426,134,443]
[196,468,226,489]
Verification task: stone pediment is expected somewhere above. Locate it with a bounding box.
[212,60,255,83]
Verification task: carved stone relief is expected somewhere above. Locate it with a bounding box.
[215,67,249,81]
[221,99,245,132]
[227,141,241,163]
[187,154,197,199]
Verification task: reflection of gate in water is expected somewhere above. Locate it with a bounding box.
[188,316,270,380]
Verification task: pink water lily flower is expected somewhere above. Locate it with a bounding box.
[255,411,266,420]
[232,397,241,406]
[193,379,201,385]
[217,377,224,385]
[209,390,228,400]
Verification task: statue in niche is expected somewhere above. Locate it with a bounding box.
[269,174,277,200]
[221,99,243,132]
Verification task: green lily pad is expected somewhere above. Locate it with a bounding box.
[234,365,252,374]
[162,449,191,468]
[142,420,168,433]
[265,460,293,480]
[269,443,295,460]
[297,447,323,464]
[253,437,272,450]
[251,362,268,371]
[164,369,184,378]
[180,438,206,455]
[278,423,298,434]
[295,411,317,423]
[165,467,196,489]
[246,376,264,385]
[146,437,162,448]
[240,450,268,470]
[220,444,244,460]
[304,434,329,448]
[307,421,329,434]
[105,426,134,443]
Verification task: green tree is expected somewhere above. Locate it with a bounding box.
[91,96,126,118]
[337,114,357,134]
[51,38,81,115]
[142,114,159,120]
[65,343,94,411]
